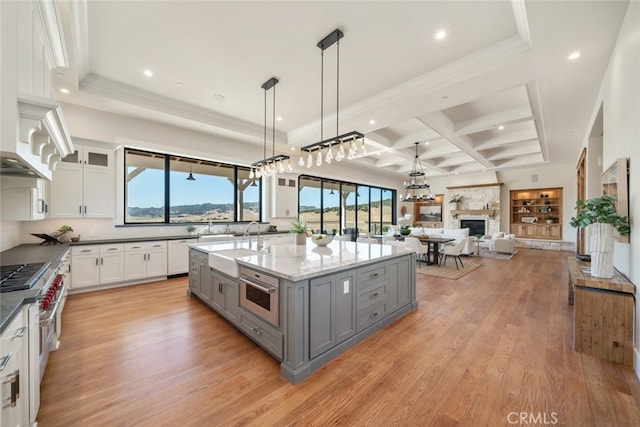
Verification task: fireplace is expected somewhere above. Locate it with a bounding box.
[460,219,486,237]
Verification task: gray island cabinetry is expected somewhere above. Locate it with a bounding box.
[188,239,417,384]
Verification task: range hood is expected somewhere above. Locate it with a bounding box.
[0,93,73,180]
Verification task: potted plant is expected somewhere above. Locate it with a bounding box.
[545,216,556,224]
[56,225,74,243]
[400,225,411,236]
[570,195,630,278]
[186,225,197,235]
[290,219,309,245]
[449,194,464,209]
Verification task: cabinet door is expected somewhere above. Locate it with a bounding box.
[309,275,334,358]
[199,264,212,303]
[145,245,167,277]
[71,252,100,289]
[100,252,125,284]
[50,165,83,218]
[333,270,356,344]
[548,224,561,239]
[210,272,225,312]
[0,308,28,427]
[168,240,197,275]
[83,167,113,218]
[189,253,201,295]
[124,246,147,281]
[224,281,239,324]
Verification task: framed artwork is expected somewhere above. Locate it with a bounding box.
[602,157,629,243]
[419,204,442,222]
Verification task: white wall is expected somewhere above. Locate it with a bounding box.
[583,2,639,375]
[497,163,576,240]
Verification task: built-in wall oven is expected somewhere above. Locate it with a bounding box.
[239,267,279,327]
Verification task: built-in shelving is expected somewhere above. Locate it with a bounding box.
[510,187,563,240]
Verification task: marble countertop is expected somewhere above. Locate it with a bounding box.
[190,235,413,281]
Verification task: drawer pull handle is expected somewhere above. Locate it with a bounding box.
[370,273,379,278]
[369,312,379,319]
[81,249,91,253]
[14,326,28,338]
[369,292,379,299]
[107,248,118,251]
[251,327,262,336]
[0,354,11,372]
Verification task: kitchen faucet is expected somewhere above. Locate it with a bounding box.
[243,221,263,250]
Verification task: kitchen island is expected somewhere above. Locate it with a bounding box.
[189,236,417,384]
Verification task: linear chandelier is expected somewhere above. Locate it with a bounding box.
[399,142,434,202]
[250,77,292,178]
[298,29,365,168]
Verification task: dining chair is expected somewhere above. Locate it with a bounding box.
[404,237,429,263]
[333,235,351,241]
[381,235,396,245]
[440,239,466,269]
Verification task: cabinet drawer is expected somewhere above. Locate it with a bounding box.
[124,242,146,252]
[101,244,125,253]
[146,241,167,250]
[72,245,101,256]
[357,302,387,331]
[358,265,387,289]
[356,282,388,311]
[238,308,283,360]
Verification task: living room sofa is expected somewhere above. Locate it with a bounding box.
[479,231,517,254]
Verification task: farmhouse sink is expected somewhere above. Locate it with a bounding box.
[208,248,259,278]
[198,234,235,242]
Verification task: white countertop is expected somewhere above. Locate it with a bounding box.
[190,235,413,281]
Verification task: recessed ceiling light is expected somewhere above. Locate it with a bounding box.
[497,125,505,130]
[213,94,226,101]
[369,119,376,125]
[568,51,581,60]
[143,69,153,77]
[277,116,283,122]
[59,88,70,94]
[424,141,430,145]
[291,147,296,151]
[435,30,446,40]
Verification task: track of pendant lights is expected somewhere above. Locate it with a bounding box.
[299,29,365,169]
[250,77,292,179]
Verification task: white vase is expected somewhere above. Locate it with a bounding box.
[295,233,307,245]
[589,223,615,278]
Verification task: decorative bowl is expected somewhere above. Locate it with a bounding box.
[311,234,333,247]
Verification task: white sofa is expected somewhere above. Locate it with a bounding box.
[408,227,473,255]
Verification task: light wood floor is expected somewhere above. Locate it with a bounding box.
[38,249,640,426]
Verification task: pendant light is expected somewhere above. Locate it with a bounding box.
[250,77,292,178]
[186,164,196,181]
[399,142,433,202]
[300,29,364,165]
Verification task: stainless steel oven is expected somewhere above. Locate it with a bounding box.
[239,267,279,327]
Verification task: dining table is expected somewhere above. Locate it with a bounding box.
[416,235,455,266]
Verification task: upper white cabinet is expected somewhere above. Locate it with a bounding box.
[50,144,114,218]
[271,174,298,218]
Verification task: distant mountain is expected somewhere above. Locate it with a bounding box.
[128,202,259,218]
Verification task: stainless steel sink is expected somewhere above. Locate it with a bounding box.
[208,248,259,278]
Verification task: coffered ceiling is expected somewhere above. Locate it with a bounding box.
[54,0,629,179]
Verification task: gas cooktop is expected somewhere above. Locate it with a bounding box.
[0,262,48,293]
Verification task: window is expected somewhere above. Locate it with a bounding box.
[298,175,395,238]
[125,148,261,224]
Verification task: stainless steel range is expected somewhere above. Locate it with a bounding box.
[0,262,50,293]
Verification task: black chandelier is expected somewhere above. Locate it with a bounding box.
[399,142,433,202]
[298,29,365,168]
[250,77,292,178]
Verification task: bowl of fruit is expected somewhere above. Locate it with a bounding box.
[310,234,333,247]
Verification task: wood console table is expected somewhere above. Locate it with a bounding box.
[567,257,635,365]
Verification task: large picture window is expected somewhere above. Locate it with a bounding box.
[298,175,395,239]
[125,149,261,224]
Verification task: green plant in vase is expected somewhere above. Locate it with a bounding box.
[290,219,309,245]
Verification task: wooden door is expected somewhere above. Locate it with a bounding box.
[576,148,586,254]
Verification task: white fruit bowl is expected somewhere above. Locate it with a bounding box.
[310,235,333,247]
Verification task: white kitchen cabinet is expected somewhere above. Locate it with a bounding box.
[71,244,125,289]
[271,174,298,218]
[50,144,114,218]
[1,307,29,427]
[0,176,48,221]
[167,239,198,275]
[124,241,167,281]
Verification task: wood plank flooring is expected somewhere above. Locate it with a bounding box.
[38,249,640,426]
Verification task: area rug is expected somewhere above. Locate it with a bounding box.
[477,247,518,260]
[416,260,481,279]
